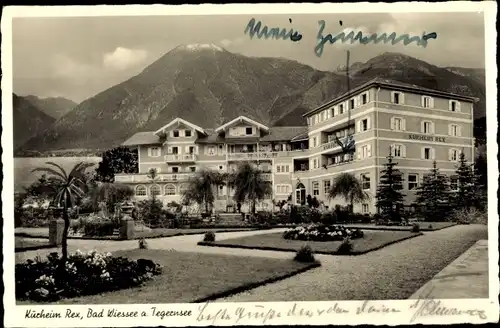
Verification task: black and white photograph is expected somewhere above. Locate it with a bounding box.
[2,2,498,326]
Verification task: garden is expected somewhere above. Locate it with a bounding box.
[199,223,422,255]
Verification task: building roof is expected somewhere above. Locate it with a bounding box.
[122,132,160,146]
[303,77,480,117]
[260,126,308,142]
[154,117,206,135]
[215,115,269,133]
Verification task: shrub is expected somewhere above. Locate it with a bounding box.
[320,211,337,225]
[336,237,353,255]
[82,219,117,237]
[15,250,162,302]
[294,245,315,263]
[138,238,148,249]
[283,224,363,242]
[450,208,485,225]
[412,224,421,233]
[203,231,216,242]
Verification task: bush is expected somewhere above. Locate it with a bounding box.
[203,231,216,242]
[294,245,315,263]
[15,250,162,302]
[137,199,175,228]
[336,237,353,255]
[138,238,148,249]
[450,208,486,225]
[412,224,421,233]
[82,219,117,237]
[320,211,337,225]
[283,224,363,242]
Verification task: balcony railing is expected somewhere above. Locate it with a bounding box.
[164,154,197,162]
[228,149,308,161]
[115,173,193,183]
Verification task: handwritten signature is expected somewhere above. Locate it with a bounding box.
[409,287,487,323]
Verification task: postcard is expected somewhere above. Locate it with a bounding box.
[2,2,498,327]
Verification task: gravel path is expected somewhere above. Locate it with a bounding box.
[218,224,488,301]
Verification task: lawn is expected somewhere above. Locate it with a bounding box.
[17,249,319,304]
[343,222,456,231]
[15,237,54,252]
[199,230,422,255]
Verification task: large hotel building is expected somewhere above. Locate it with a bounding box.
[117,78,476,214]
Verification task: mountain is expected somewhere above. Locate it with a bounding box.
[13,93,56,150]
[444,67,485,86]
[23,95,77,119]
[20,48,486,152]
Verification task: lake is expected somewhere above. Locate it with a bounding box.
[12,157,102,192]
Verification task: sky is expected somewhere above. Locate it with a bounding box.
[12,12,485,103]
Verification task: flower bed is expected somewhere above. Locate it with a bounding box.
[16,250,162,302]
[283,224,364,242]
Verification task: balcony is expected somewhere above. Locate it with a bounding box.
[115,173,193,183]
[164,154,197,162]
[227,149,308,161]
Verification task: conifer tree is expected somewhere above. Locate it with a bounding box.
[452,152,476,210]
[415,161,450,221]
[375,152,405,221]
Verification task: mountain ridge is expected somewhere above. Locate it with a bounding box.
[18,48,486,153]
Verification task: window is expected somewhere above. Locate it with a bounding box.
[391,117,405,131]
[312,181,319,196]
[422,121,434,134]
[450,176,458,191]
[150,184,161,197]
[173,130,180,137]
[422,147,434,160]
[218,185,225,196]
[135,185,147,196]
[408,174,418,190]
[392,92,403,104]
[185,130,192,137]
[165,184,176,195]
[149,147,161,157]
[339,103,344,114]
[422,96,433,108]
[189,166,196,172]
[349,99,355,110]
[391,144,405,158]
[449,124,461,137]
[359,145,371,159]
[245,127,253,135]
[360,118,368,131]
[276,185,291,194]
[323,180,331,194]
[171,167,179,173]
[361,93,368,105]
[171,146,178,154]
[361,173,370,190]
[449,148,459,161]
[449,100,460,112]
[276,165,290,173]
[326,109,331,120]
[362,204,369,213]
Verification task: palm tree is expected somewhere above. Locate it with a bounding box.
[181,169,225,214]
[328,172,370,213]
[230,162,272,215]
[32,161,94,264]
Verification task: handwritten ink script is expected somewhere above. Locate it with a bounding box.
[25,307,192,320]
[409,298,487,323]
[243,18,437,57]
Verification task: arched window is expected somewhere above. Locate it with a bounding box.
[150,184,161,197]
[135,185,147,196]
[295,183,306,205]
[164,184,176,196]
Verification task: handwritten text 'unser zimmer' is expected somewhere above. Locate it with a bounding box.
[244,18,438,57]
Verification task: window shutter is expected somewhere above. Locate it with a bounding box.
[402,145,407,158]
[402,118,406,131]
[431,122,435,134]
[367,144,372,157]
[365,92,370,103]
[400,93,405,104]
[179,130,184,137]
[185,146,190,153]
[458,125,462,137]
[357,120,362,132]
[195,146,199,155]
[430,97,434,109]
[148,147,152,157]
[448,149,452,161]
[390,117,395,130]
[421,121,425,133]
[367,117,371,130]
[421,148,425,159]
[421,96,425,107]
[456,101,461,112]
[448,124,452,136]
[168,147,173,154]
[357,149,362,159]
[431,148,436,160]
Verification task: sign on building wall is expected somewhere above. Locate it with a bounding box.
[408,134,446,142]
